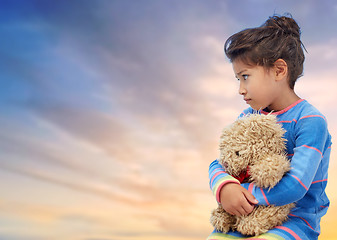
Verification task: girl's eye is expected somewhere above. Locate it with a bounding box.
[236,75,249,81]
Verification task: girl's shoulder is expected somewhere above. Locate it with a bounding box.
[238,99,327,123]
[292,100,327,123]
[238,107,255,118]
[290,101,330,137]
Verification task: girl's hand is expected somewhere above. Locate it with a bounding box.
[219,183,258,216]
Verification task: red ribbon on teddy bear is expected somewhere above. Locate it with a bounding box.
[233,166,250,183]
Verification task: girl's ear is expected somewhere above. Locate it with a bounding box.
[274,59,288,81]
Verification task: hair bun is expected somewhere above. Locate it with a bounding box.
[264,15,301,38]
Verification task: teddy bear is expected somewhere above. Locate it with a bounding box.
[210,113,295,236]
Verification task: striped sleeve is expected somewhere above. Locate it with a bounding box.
[242,115,330,206]
[209,160,240,203]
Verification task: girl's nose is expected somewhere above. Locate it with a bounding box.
[238,82,247,95]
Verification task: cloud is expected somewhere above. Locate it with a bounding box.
[2,0,244,157]
[0,163,132,203]
[0,0,245,183]
[296,39,337,116]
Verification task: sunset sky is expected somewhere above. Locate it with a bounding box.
[1,0,336,239]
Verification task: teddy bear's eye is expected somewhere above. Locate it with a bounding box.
[235,151,240,156]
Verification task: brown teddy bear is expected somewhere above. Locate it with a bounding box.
[210,113,295,236]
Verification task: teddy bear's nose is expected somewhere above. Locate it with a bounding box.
[223,161,228,169]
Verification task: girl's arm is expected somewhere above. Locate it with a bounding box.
[209,159,240,203]
[241,116,330,206]
[209,160,258,216]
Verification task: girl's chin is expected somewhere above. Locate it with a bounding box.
[250,104,267,111]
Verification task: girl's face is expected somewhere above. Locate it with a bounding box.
[232,60,279,111]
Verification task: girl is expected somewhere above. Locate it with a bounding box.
[208,15,332,240]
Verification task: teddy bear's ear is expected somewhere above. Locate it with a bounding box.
[219,123,236,143]
[219,125,232,153]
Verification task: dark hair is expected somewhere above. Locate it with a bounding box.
[224,14,306,89]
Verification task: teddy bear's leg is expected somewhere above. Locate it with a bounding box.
[210,205,236,233]
[235,204,295,236]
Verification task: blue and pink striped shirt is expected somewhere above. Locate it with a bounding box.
[209,99,332,239]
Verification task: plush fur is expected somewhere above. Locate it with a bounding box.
[210,114,295,236]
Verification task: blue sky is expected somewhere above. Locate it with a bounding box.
[1,1,337,239]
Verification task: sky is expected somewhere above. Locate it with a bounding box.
[0,0,336,239]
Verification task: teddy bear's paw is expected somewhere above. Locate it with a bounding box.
[235,204,294,236]
[210,207,235,233]
[236,224,268,236]
[235,217,268,236]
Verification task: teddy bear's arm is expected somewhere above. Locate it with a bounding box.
[249,154,291,189]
